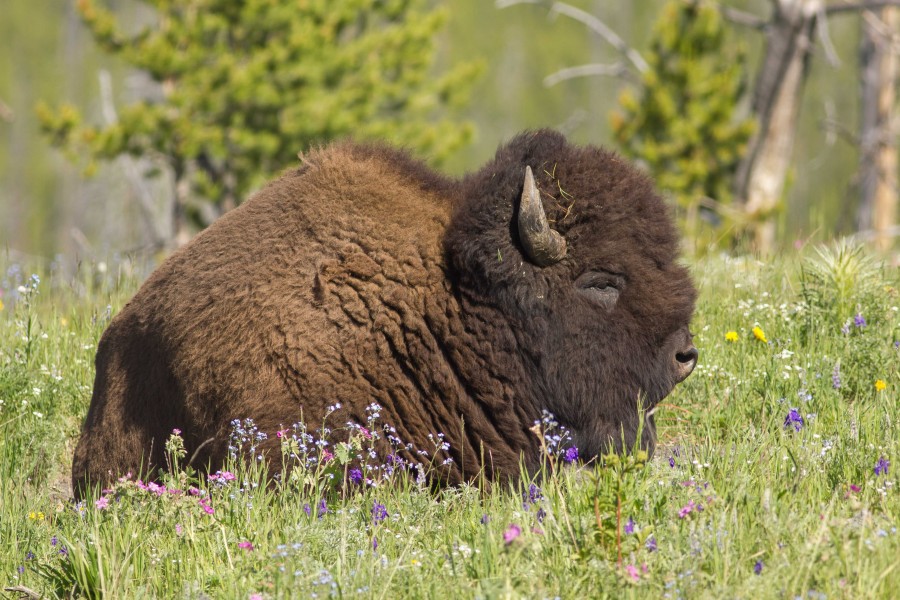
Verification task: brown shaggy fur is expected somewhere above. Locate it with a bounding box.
[72,130,696,498]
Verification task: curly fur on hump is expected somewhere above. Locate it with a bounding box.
[72,130,697,498]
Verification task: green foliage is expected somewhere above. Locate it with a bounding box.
[3,249,900,597]
[36,0,480,234]
[610,0,754,247]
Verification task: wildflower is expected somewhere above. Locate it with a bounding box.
[317,499,328,518]
[875,379,887,392]
[250,595,263,600]
[172,428,181,435]
[832,363,841,389]
[875,456,890,476]
[199,498,214,515]
[754,560,763,575]
[563,446,579,464]
[503,524,522,544]
[849,484,861,494]
[480,514,490,525]
[783,408,804,432]
[372,536,378,551]
[0,298,4,311]
[175,524,183,536]
[536,507,546,523]
[678,500,696,519]
[28,511,45,521]
[17,565,24,574]
[624,517,635,535]
[624,564,640,582]
[50,536,57,547]
[752,326,767,343]
[668,456,676,468]
[854,313,867,328]
[303,503,312,517]
[25,551,34,560]
[349,468,363,485]
[645,536,657,552]
[725,331,739,342]
[371,501,388,524]
[238,541,254,552]
[95,497,109,510]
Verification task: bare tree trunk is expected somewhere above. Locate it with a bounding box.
[734,0,821,253]
[858,8,899,251]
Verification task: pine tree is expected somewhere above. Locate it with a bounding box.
[610,0,754,247]
[38,0,481,244]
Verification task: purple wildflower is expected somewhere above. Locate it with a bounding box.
[563,446,579,464]
[536,507,546,523]
[349,468,363,485]
[480,514,490,525]
[371,501,388,524]
[669,456,676,468]
[50,536,57,547]
[645,536,657,552]
[624,517,635,535]
[854,313,866,328]
[372,536,378,551]
[503,524,522,544]
[17,565,24,574]
[832,363,841,389]
[58,546,68,558]
[875,456,890,476]
[317,499,328,518]
[525,483,542,504]
[783,408,804,432]
[754,560,763,575]
[25,551,34,560]
[303,503,312,517]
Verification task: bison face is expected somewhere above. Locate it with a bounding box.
[446,130,697,464]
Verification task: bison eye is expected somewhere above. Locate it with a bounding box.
[575,271,621,310]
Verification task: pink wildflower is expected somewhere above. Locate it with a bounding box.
[678,500,696,519]
[238,541,254,552]
[624,564,640,582]
[503,524,522,544]
[321,448,334,463]
[95,496,109,510]
[175,524,183,536]
[172,428,181,435]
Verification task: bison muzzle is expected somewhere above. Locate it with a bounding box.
[72,129,697,498]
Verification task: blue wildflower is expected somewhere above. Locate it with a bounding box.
[349,468,363,485]
[371,501,388,524]
[783,408,804,432]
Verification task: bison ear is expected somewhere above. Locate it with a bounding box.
[518,166,567,267]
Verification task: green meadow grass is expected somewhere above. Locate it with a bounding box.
[1,243,898,599]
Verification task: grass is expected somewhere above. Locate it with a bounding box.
[0,243,898,599]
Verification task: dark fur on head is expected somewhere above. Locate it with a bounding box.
[72,129,696,498]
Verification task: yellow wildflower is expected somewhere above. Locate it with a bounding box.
[725,331,739,342]
[752,326,768,343]
[28,511,45,521]
[875,379,887,392]
[0,298,4,311]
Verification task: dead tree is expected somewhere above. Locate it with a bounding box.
[733,0,900,253]
[857,7,899,251]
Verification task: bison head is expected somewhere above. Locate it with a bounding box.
[445,129,697,462]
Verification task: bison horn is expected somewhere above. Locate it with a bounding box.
[518,166,567,266]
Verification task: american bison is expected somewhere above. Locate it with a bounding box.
[72,129,697,498]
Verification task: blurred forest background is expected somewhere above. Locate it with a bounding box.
[1,0,899,267]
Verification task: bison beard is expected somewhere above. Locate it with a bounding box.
[71,129,697,499]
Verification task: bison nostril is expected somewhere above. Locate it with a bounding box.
[673,346,698,383]
[676,347,698,365]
